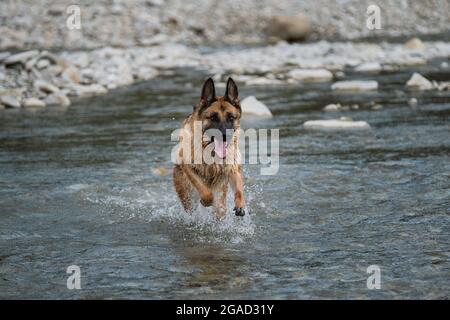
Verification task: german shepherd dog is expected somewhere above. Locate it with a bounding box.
[173,77,245,220]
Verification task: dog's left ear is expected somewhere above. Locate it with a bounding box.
[224,77,240,107]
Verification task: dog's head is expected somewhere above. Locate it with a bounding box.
[193,77,241,159]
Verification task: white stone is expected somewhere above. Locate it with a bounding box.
[304,119,370,130]
[408,98,418,107]
[406,73,433,90]
[354,62,381,72]
[372,104,383,110]
[323,103,341,111]
[35,80,60,93]
[45,93,71,106]
[72,84,108,96]
[23,98,46,108]
[331,80,378,91]
[0,95,21,108]
[3,50,39,65]
[245,77,282,86]
[241,96,272,117]
[404,38,425,50]
[36,59,50,69]
[288,69,333,82]
[0,52,11,63]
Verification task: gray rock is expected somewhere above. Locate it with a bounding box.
[406,73,433,90]
[45,93,71,106]
[404,38,425,50]
[0,95,21,108]
[36,59,51,69]
[304,119,370,130]
[331,80,378,91]
[35,79,60,93]
[354,62,381,72]
[44,65,63,77]
[70,52,90,68]
[371,104,383,110]
[408,98,418,107]
[62,67,82,84]
[323,103,342,111]
[241,96,272,117]
[71,84,107,96]
[288,69,333,82]
[0,52,11,63]
[3,50,39,66]
[38,51,59,65]
[23,97,46,108]
[25,57,42,70]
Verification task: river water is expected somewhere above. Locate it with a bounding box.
[0,56,449,299]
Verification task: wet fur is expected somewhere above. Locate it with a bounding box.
[173,78,245,220]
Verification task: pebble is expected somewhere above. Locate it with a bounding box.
[408,98,418,107]
[152,167,169,176]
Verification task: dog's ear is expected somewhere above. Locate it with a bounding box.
[199,77,216,109]
[224,77,239,107]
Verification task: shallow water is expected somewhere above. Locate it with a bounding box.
[0,58,449,299]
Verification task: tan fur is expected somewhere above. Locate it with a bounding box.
[173,78,245,220]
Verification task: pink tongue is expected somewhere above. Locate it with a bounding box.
[214,139,227,159]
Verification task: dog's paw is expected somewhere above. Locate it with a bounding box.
[200,193,214,207]
[233,207,245,217]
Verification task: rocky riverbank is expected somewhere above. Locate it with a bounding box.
[1,0,449,50]
[1,38,450,109]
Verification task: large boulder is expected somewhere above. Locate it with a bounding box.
[266,13,311,42]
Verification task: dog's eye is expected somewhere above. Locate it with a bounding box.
[208,113,219,122]
[227,114,236,122]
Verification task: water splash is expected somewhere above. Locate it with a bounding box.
[73,181,256,244]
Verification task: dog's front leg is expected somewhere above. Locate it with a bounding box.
[180,165,213,207]
[230,167,245,216]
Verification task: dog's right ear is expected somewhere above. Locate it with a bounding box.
[197,77,216,111]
